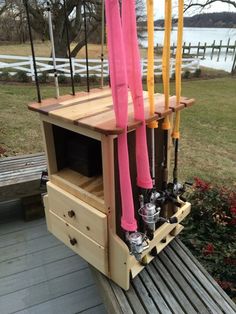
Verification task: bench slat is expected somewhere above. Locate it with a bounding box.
[152,254,198,314]
[164,247,222,314]
[146,263,185,313]
[173,239,236,313]
[132,276,160,314]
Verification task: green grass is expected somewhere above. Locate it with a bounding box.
[0,77,235,187]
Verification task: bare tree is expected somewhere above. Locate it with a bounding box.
[184,0,236,12]
[0,0,103,57]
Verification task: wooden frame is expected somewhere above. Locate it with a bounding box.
[32,88,194,290]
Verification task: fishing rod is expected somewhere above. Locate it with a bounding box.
[24,0,41,103]
[100,0,105,88]
[121,1,177,253]
[172,0,184,185]
[105,0,137,235]
[47,1,60,98]
[167,0,188,202]
[161,0,172,219]
[146,0,158,186]
[83,1,90,92]
[63,0,75,96]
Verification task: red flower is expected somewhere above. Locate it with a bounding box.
[202,243,214,256]
[229,218,236,225]
[230,206,236,216]
[216,280,232,290]
[194,177,210,192]
[224,257,236,265]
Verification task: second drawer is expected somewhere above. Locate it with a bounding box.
[47,181,107,247]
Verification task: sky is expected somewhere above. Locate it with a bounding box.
[153,0,236,19]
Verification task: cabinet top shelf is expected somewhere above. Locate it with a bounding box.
[28,86,194,135]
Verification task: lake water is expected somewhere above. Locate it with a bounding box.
[141,27,236,72]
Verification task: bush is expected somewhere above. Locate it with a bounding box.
[181,178,236,298]
[74,74,81,84]
[183,70,191,79]
[14,70,30,82]
[58,74,67,84]
[194,68,202,78]
[38,72,48,83]
[0,70,10,81]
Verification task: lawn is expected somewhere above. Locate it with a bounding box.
[0,76,235,187]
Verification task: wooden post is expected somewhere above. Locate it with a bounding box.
[225,38,230,61]
[203,42,207,59]
[232,41,236,60]
[217,40,222,62]
[211,40,215,60]
[182,41,186,55]
[188,42,191,55]
[197,42,200,58]
[231,49,236,74]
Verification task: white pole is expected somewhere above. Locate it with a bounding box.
[47,1,59,98]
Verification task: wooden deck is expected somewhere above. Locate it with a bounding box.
[0,214,106,314]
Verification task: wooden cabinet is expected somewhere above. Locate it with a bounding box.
[29,88,194,290]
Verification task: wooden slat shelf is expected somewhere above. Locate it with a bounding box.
[28,87,195,135]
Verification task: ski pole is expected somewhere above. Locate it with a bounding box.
[63,0,75,96]
[146,0,158,185]
[47,1,60,98]
[172,0,184,184]
[24,0,41,103]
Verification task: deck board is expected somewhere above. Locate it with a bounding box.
[0,217,106,314]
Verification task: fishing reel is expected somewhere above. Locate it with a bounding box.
[138,194,178,236]
[166,181,193,205]
[126,232,149,262]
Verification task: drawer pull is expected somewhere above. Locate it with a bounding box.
[70,238,77,246]
[68,210,75,218]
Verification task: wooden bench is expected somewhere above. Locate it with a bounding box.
[0,153,47,219]
[91,238,236,314]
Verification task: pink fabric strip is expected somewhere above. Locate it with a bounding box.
[122,0,153,189]
[105,0,137,231]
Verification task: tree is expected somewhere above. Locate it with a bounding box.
[0,0,103,57]
[184,0,236,12]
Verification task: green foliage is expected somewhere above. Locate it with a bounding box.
[14,70,30,83]
[58,74,67,84]
[181,178,236,298]
[74,74,81,84]
[194,68,202,78]
[0,70,10,81]
[183,70,191,79]
[38,72,48,83]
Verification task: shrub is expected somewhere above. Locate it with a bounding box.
[194,68,202,78]
[0,70,10,81]
[14,70,30,82]
[38,72,48,83]
[58,74,67,84]
[180,178,236,298]
[74,74,81,84]
[183,70,191,79]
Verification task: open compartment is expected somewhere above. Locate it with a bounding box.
[42,121,105,212]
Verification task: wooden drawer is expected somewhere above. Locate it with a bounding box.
[47,181,107,247]
[48,209,108,275]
